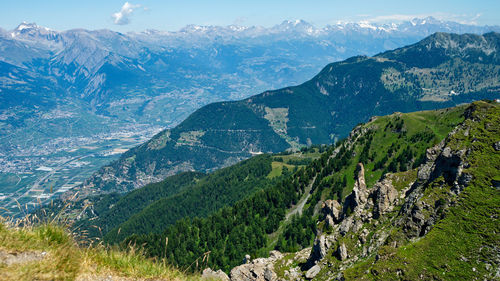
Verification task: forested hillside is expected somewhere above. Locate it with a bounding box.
[70,152,322,243]
[82,32,500,193]
[73,171,205,238]
[124,102,471,273]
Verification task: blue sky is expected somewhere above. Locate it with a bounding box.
[1,0,500,32]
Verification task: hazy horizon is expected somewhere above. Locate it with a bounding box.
[1,0,500,33]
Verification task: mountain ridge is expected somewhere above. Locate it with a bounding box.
[117,100,498,279]
[79,32,500,192]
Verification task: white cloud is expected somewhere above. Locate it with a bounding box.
[112,2,141,25]
[233,17,248,25]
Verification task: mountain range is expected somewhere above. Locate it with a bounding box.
[78,31,500,192]
[2,17,500,209]
[1,17,499,161]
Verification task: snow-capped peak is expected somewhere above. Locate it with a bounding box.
[358,21,377,30]
[272,19,319,35]
[9,22,62,49]
[11,22,53,37]
[16,22,50,31]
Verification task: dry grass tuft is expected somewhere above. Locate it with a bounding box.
[0,223,204,281]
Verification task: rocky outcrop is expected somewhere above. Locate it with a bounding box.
[202,268,230,281]
[308,162,400,267]
[227,102,498,280]
[230,251,283,281]
[335,243,348,261]
[349,163,368,211]
[309,234,331,262]
[322,199,342,228]
[305,265,321,279]
[372,178,398,219]
[398,125,472,238]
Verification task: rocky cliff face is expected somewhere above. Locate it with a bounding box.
[225,101,499,280]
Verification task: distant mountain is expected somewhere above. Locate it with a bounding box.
[1,17,499,160]
[79,32,500,192]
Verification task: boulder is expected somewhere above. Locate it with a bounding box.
[322,199,342,228]
[244,254,251,264]
[230,253,280,281]
[494,141,500,151]
[372,178,398,219]
[202,268,230,281]
[268,250,283,260]
[336,243,348,261]
[305,265,321,279]
[310,234,330,261]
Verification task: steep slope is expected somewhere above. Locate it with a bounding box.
[66,153,317,244]
[257,100,499,281]
[123,102,481,274]
[103,155,276,242]
[83,32,500,192]
[73,171,205,238]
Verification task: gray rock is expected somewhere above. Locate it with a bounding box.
[244,254,251,264]
[372,178,398,219]
[268,250,282,260]
[352,163,368,207]
[336,243,348,261]
[494,141,500,151]
[325,215,335,230]
[310,234,330,261]
[342,163,370,218]
[263,268,274,281]
[322,199,342,228]
[339,217,353,236]
[417,142,446,180]
[202,268,230,281]
[305,265,321,279]
[230,256,278,281]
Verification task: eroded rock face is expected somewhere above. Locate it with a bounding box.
[322,199,342,228]
[336,243,348,261]
[417,141,446,181]
[399,137,471,239]
[342,163,371,219]
[351,163,368,209]
[372,178,398,219]
[308,161,402,267]
[310,234,331,262]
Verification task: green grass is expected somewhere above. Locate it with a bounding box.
[334,105,465,197]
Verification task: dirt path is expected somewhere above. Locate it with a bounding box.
[285,175,316,220]
[268,175,317,246]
